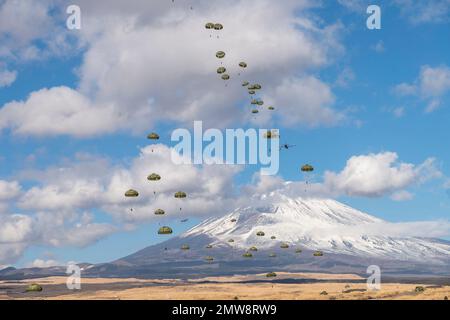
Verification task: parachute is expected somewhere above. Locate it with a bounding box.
[147,133,160,140]
[301,164,314,172]
[270,236,276,240]
[154,209,165,215]
[231,219,237,222]
[269,253,277,258]
[221,74,230,80]
[295,249,302,253]
[204,256,214,262]
[248,90,256,95]
[214,23,223,30]
[257,100,264,106]
[158,226,173,235]
[313,250,324,257]
[256,231,265,237]
[181,244,190,250]
[251,109,259,114]
[251,99,259,105]
[147,173,161,181]
[174,191,187,199]
[205,22,214,29]
[125,189,139,197]
[242,252,253,258]
[242,81,249,87]
[228,239,235,243]
[217,67,226,74]
[216,51,225,59]
[26,284,43,292]
[268,106,275,111]
[280,243,289,249]
[249,246,258,252]
[264,130,279,139]
[206,244,213,249]
[239,62,247,68]
[266,272,277,278]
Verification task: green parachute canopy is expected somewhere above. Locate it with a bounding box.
[147,132,160,140]
[280,243,289,249]
[26,284,43,292]
[174,191,187,199]
[248,90,256,95]
[256,231,265,237]
[295,249,303,253]
[254,84,262,90]
[217,67,226,74]
[204,256,214,262]
[242,252,253,258]
[301,164,314,172]
[266,272,277,278]
[205,22,214,29]
[221,74,230,80]
[214,23,223,30]
[249,246,258,251]
[125,189,139,197]
[271,236,276,240]
[181,244,190,250]
[251,99,259,105]
[158,226,173,235]
[242,81,249,87]
[257,100,264,106]
[147,173,161,181]
[216,51,225,59]
[154,209,165,215]
[313,250,324,257]
[231,219,237,222]
[251,109,259,114]
[239,62,247,68]
[269,253,277,257]
[228,239,234,243]
[268,106,275,110]
[206,244,213,249]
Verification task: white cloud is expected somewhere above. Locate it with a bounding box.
[390,190,414,201]
[0,68,17,87]
[0,180,21,201]
[393,0,450,24]
[394,65,450,113]
[372,40,385,53]
[0,0,346,136]
[335,67,355,88]
[27,259,61,268]
[323,152,441,198]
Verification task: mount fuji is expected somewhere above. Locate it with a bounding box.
[2,195,450,279]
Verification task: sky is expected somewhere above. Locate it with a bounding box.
[1,0,450,269]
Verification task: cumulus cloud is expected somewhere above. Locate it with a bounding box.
[0,180,21,201]
[394,65,450,113]
[0,0,346,136]
[393,0,450,24]
[27,259,61,268]
[0,68,17,87]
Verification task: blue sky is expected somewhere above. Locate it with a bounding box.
[1,0,450,268]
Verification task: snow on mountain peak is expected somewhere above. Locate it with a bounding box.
[182,195,450,262]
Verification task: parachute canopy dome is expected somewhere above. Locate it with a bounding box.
[249,246,258,251]
[301,164,314,172]
[221,74,230,80]
[228,239,234,243]
[257,100,264,106]
[214,23,223,30]
[271,236,276,240]
[154,209,165,215]
[268,106,275,110]
[269,253,277,257]
[256,231,265,236]
[181,244,190,250]
[248,90,256,95]
[251,99,258,105]
[205,22,214,29]
[216,51,225,59]
[231,219,237,222]
[147,173,161,181]
[266,272,277,278]
[205,256,214,262]
[296,249,303,253]
[158,226,173,235]
[26,284,43,292]
[239,62,247,68]
[242,252,253,258]
[217,67,226,74]
[313,250,324,257]
[125,189,139,197]
[251,109,259,114]
[174,191,187,199]
[147,133,160,140]
[280,243,289,249]
[242,81,249,87]
[206,244,213,249]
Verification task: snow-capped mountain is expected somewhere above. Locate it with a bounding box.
[182,195,450,263]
